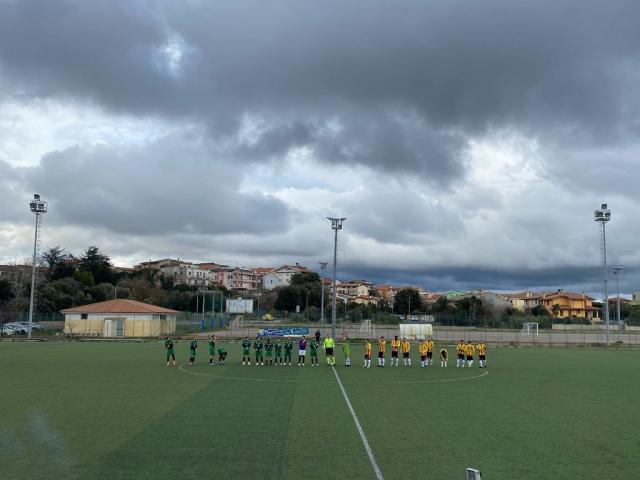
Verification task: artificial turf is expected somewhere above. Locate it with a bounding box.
[0,341,638,479]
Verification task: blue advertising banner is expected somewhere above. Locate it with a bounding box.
[259,327,310,337]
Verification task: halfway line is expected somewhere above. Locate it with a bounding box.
[331,366,384,480]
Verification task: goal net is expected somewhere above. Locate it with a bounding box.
[357,320,375,338]
[522,322,539,335]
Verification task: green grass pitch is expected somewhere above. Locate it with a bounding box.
[1,341,638,479]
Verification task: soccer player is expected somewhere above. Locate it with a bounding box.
[401,337,411,366]
[284,338,294,365]
[419,339,428,368]
[274,337,283,365]
[253,336,264,366]
[208,335,216,366]
[298,336,307,366]
[218,346,227,365]
[323,335,336,366]
[456,339,465,368]
[343,336,351,366]
[264,338,274,365]
[377,336,386,367]
[440,347,448,368]
[241,336,251,366]
[164,337,176,366]
[189,337,197,366]
[309,337,319,366]
[477,341,487,368]
[426,337,435,367]
[363,338,372,368]
[465,341,475,368]
[391,335,401,367]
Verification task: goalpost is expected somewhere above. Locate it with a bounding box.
[522,322,539,336]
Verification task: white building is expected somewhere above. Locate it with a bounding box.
[261,264,310,290]
[62,299,177,337]
[159,261,213,287]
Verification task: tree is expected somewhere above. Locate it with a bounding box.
[0,279,13,303]
[79,246,113,284]
[530,305,550,317]
[290,272,321,286]
[394,288,422,315]
[42,246,76,280]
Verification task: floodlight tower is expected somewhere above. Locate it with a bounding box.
[28,194,48,339]
[319,261,328,332]
[327,217,346,340]
[612,266,623,330]
[594,203,611,345]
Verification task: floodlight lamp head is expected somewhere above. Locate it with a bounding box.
[327,216,347,230]
[594,204,611,223]
[29,193,48,214]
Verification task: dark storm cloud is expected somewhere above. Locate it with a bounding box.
[23,132,289,236]
[2,0,639,177]
[341,264,640,297]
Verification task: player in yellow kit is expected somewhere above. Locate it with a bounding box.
[477,342,487,368]
[377,336,386,367]
[401,338,411,366]
[418,340,428,368]
[456,340,465,368]
[426,337,435,367]
[391,336,401,367]
[465,341,475,368]
[439,347,448,367]
[363,338,372,368]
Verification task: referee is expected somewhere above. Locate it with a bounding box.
[323,336,336,366]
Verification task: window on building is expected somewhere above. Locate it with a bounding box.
[81,313,88,319]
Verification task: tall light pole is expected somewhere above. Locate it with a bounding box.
[594,203,611,345]
[28,194,47,339]
[613,266,623,330]
[319,261,328,332]
[327,217,346,340]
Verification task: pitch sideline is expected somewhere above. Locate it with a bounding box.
[331,365,384,480]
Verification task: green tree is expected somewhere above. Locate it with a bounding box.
[393,288,422,315]
[0,279,13,303]
[79,246,113,284]
[42,246,76,280]
[530,305,550,317]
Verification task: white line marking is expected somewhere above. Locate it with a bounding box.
[331,366,384,480]
[177,364,489,385]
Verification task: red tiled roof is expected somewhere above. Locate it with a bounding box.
[61,299,178,314]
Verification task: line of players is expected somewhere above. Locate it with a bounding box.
[363,337,487,369]
[164,335,487,369]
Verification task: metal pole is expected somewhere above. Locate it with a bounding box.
[331,226,338,339]
[27,212,39,339]
[613,267,623,329]
[320,261,327,332]
[602,222,610,345]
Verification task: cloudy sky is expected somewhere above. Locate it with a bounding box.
[1,0,639,295]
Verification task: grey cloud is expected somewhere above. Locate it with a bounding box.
[1,0,639,179]
[24,131,289,236]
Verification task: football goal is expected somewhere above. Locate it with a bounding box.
[522,322,539,335]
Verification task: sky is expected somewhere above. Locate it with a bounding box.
[1,0,639,295]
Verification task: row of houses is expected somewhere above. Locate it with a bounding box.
[135,259,311,294]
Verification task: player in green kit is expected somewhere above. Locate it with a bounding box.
[284,338,293,365]
[342,336,351,366]
[188,337,197,366]
[264,338,274,365]
[218,346,227,365]
[208,335,216,366]
[309,338,319,366]
[241,336,251,366]
[164,337,176,366]
[274,338,283,365]
[253,336,264,366]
